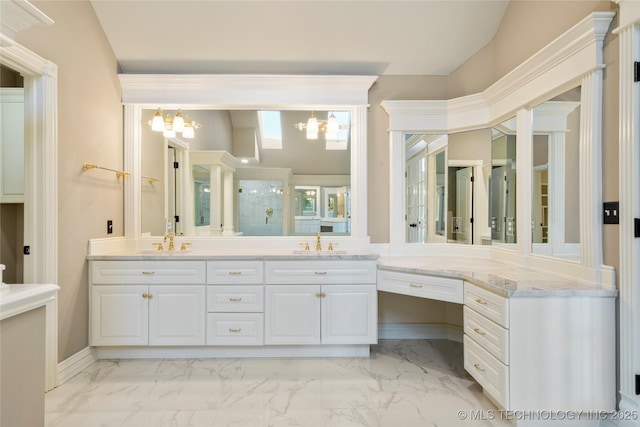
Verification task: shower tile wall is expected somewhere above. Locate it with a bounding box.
[238,180,283,236]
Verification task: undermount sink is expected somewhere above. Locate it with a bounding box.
[292,250,348,255]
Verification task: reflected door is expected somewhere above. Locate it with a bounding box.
[238,180,283,236]
[451,167,473,244]
[406,154,426,243]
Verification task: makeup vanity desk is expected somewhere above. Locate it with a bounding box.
[377,256,617,412]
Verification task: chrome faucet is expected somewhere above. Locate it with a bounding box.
[315,233,322,251]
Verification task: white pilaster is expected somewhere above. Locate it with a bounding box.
[350,105,368,241]
[222,169,235,235]
[124,105,142,238]
[388,130,405,247]
[614,1,640,411]
[210,165,222,234]
[516,108,532,258]
[547,132,565,250]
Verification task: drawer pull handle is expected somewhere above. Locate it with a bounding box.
[228,272,242,276]
[142,271,155,275]
[315,272,327,275]
[229,297,242,302]
[229,328,242,333]
[409,283,423,289]
[473,328,486,336]
[475,298,487,305]
[473,363,485,372]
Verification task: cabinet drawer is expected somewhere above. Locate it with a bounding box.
[91,261,206,284]
[463,306,509,364]
[207,285,264,313]
[377,270,463,303]
[265,260,377,284]
[464,283,509,328]
[464,335,509,409]
[207,261,264,284]
[206,313,264,345]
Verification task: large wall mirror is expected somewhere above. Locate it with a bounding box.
[139,108,351,238]
[121,74,375,246]
[531,87,581,259]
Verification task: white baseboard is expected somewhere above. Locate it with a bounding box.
[56,346,98,387]
[378,323,463,342]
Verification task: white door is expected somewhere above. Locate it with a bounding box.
[321,285,377,344]
[406,154,426,243]
[264,285,321,345]
[91,285,148,346]
[149,285,206,345]
[453,167,474,244]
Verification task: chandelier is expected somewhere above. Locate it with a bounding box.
[294,112,346,140]
[149,108,201,139]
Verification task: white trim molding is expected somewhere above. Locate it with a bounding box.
[380,12,615,287]
[56,346,98,386]
[378,323,463,342]
[613,0,640,413]
[1,1,58,391]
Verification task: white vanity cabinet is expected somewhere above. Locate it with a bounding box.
[264,260,377,345]
[463,282,615,411]
[206,261,264,346]
[90,261,206,346]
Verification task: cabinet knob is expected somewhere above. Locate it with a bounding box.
[147,293,153,299]
[142,293,148,299]
[315,292,327,298]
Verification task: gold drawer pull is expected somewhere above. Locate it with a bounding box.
[473,328,486,336]
[229,297,242,302]
[475,298,487,305]
[315,292,327,298]
[409,283,423,289]
[315,271,327,275]
[142,271,155,275]
[228,272,242,275]
[229,328,242,333]
[473,363,485,372]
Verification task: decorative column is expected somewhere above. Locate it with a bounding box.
[546,132,565,252]
[578,70,605,271]
[350,105,368,241]
[222,169,235,235]
[209,165,222,234]
[614,0,640,412]
[123,105,141,238]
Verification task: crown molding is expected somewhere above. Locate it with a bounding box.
[0,0,53,41]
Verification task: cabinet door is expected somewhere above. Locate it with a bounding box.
[321,285,377,344]
[91,285,148,346]
[149,285,206,345]
[264,285,320,345]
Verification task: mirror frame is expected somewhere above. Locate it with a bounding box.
[121,75,377,248]
[382,12,615,287]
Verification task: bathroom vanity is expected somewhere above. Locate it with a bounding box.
[88,254,378,358]
[377,256,617,412]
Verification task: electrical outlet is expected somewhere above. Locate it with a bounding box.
[107,220,113,234]
[603,202,620,224]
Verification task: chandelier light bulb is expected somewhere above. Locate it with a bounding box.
[151,108,165,132]
[172,109,185,132]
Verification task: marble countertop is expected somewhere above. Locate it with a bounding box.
[377,256,618,298]
[0,283,60,320]
[87,251,379,261]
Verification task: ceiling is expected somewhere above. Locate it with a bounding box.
[89,0,510,76]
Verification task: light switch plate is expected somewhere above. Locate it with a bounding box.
[603,202,619,224]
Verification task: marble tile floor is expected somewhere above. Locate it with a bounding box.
[43,340,532,427]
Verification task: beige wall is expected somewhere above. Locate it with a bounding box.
[16,1,123,361]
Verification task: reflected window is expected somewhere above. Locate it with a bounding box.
[258,110,282,149]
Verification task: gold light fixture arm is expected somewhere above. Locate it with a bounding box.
[142,176,159,184]
[83,163,130,179]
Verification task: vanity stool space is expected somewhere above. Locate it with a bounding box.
[88,256,378,357]
[377,261,617,412]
